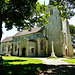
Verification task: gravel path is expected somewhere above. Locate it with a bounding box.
[32,58,75,75]
[33,58,71,65]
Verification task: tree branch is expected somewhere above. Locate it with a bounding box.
[1,5,13,21]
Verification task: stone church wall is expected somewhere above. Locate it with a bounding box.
[46,6,63,56]
[27,41,36,57]
[45,5,73,57]
[19,38,27,56]
[67,22,74,56]
[37,37,48,56]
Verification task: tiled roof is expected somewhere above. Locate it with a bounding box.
[1,36,13,42]
[14,27,44,37]
[1,27,45,42]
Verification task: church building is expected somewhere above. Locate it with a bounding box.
[0,4,74,57]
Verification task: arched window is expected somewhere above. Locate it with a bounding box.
[50,9,53,15]
[40,40,43,50]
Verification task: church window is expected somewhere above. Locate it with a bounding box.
[40,40,43,50]
[2,44,5,52]
[8,45,10,52]
[50,9,53,15]
[15,44,17,52]
[31,48,34,53]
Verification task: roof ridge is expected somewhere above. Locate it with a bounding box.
[1,36,13,43]
[13,27,42,37]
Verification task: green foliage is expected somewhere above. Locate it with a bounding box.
[73,34,75,37]
[49,0,75,19]
[0,0,49,31]
[69,25,75,34]
[0,0,50,40]
[0,0,37,29]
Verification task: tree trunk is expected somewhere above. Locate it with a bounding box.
[0,10,2,41]
[0,21,2,41]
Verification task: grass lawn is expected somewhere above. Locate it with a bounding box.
[2,56,42,65]
[62,59,75,64]
[0,56,43,75]
[1,56,75,75]
[47,57,59,59]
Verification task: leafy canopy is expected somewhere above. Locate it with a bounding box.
[49,0,75,19]
[69,25,75,34]
[0,0,49,31]
[0,0,37,40]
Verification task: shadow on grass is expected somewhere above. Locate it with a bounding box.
[0,58,75,75]
[0,63,75,75]
[3,59,27,62]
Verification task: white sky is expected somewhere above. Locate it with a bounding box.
[1,0,75,41]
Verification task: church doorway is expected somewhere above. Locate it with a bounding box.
[22,48,26,57]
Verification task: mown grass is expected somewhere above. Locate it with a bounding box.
[0,56,75,75]
[47,57,59,59]
[0,56,43,75]
[62,59,75,64]
[2,56,42,65]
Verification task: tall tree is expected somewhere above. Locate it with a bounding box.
[0,0,49,41]
[1,0,75,41]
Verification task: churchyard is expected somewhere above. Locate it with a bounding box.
[0,56,75,75]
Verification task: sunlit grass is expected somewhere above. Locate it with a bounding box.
[62,59,75,64]
[1,56,43,75]
[47,57,59,59]
[2,56,42,65]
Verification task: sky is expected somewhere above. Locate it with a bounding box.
[1,0,75,41]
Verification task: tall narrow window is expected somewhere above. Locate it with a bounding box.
[8,45,10,52]
[50,9,53,15]
[2,44,4,52]
[15,44,17,52]
[31,48,34,53]
[40,40,43,50]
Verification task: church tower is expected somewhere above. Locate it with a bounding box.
[45,0,74,57]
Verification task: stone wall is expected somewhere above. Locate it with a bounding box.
[67,22,74,56]
[27,41,36,57]
[1,42,12,55]
[46,6,63,56]
[46,5,73,57]
[37,37,48,57]
[19,38,27,56]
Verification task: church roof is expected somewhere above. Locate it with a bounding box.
[13,26,45,37]
[1,27,45,43]
[1,36,13,43]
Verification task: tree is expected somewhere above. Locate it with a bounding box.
[1,0,75,41]
[49,0,75,19]
[69,25,75,34]
[0,0,49,41]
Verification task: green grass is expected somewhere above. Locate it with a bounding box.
[2,56,42,65]
[62,59,75,64]
[0,56,43,75]
[47,57,59,59]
